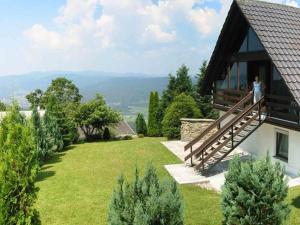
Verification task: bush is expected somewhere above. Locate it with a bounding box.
[86,133,102,142]
[222,155,290,225]
[0,103,41,225]
[103,127,111,140]
[162,93,201,139]
[138,134,144,138]
[121,135,133,140]
[135,113,147,135]
[108,164,184,225]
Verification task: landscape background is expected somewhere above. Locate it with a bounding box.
[0,72,170,127]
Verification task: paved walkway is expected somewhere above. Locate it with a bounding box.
[162,140,300,191]
[162,140,249,191]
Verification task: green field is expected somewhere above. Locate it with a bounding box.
[36,138,300,225]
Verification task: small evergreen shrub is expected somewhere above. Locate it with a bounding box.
[162,93,201,139]
[135,113,147,135]
[108,164,184,225]
[222,155,290,225]
[103,127,111,140]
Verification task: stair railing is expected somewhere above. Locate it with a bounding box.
[184,92,253,165]
[195,96,265,170]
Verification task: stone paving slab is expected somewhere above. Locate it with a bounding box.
[164,163,225,191]
[162,140,300,190]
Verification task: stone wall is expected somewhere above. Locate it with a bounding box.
[180,118,216,142]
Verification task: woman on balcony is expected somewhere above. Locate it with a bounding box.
[252,76,264,104]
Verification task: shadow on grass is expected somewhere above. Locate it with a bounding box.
[292,196,300,209]
[36,170,56,182]
[36,148,71,182]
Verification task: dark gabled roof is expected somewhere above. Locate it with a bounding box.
[110,120,135,136]
[237,0,300,104]
[204,0,300,105]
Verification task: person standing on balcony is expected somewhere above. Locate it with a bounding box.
[252,76,264,104]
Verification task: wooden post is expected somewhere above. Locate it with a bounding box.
[258,100,261,124]
[190,146,193,166]
[237,61,240,90]
[231,125,234,150]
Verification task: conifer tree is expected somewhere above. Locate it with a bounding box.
[222,155,290,225]
[135,113,147,135]
[43,99,64,154]
[108,164,183,225]
[31,105,46,162]
[0,103,40,225]
[157,65,195,134]
[195,61,218,119]
[147,91,159,136]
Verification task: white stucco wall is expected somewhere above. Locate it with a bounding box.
[0,110,45,121]
[220,110,300,176]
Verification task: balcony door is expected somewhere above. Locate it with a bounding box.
[247,60,271,94]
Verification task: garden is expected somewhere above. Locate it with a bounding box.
[0,64,300,225]
[36,138,300,225]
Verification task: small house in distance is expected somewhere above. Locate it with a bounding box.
[185,0,300,175]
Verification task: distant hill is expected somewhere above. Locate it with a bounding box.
[0,71,169,124]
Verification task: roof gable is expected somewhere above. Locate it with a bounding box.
[237,0,300,104]
[204,0,300,105]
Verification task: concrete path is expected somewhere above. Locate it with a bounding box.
[162,140,300,191]
[162,140,249,191]
[288,177,300,188]
[164,163,226,191]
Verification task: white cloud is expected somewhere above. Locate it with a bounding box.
[286,0,299,7]
[144,24,176,42]
[188,0,231,36]
[19,0,299,76]
[24,0,114,50]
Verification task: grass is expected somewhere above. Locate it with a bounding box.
[36,137,300,225]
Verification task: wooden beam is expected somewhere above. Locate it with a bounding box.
[231,51,269,62]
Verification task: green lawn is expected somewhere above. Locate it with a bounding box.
[36,137,300,225]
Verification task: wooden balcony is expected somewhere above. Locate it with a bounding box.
[213,89,300,130]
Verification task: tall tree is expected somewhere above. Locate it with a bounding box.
[42,77,82,106]
[195,61,218,119]
[43,96,65,150]
[222,155,290,225]
[0,103,40,225]
[147,91,159,136]
[157,65,194,133]
[74,94,121,140]
[135,113,147,135]
[0,101,6,111]
[42,78,81,146]
[26,89,44,109]
[31,105,46,162]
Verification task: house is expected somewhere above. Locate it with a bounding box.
[0,110,45,121]
[184,0,300,175]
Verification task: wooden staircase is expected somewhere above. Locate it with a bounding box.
[184,93,265,172]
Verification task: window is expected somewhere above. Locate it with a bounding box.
[239,62,248,90]
[275,130,289,160]
[238,27,264,53]
[229,63,238,89]
[248,27,264,51]
[239,36,247,52]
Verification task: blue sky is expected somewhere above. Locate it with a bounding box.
[0,0,299,76]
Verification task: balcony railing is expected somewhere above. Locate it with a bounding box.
[213,89,300,126]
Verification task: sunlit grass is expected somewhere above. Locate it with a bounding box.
[36,137,300,225]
